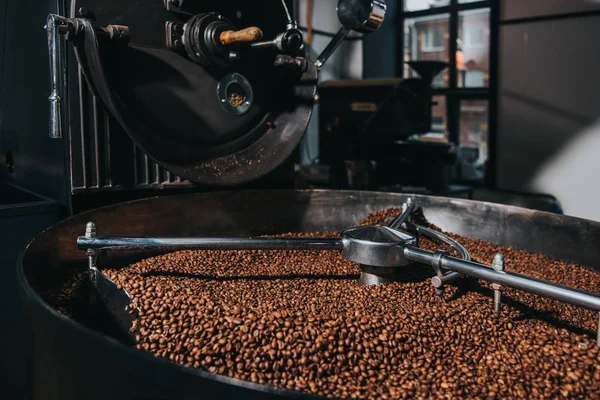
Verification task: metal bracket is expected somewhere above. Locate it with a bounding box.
[164,0,192,15]
[165,21,184,50]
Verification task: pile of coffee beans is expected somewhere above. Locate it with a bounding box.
[53,208,600,398]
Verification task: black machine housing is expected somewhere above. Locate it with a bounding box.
[319,61,455,190]
[1,0,313,215]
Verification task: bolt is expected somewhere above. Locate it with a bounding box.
[492,253,504,315]
[85,222,97,238]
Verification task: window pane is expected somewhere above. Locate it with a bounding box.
[404,14,450,88]
[458,0,486,3]
[459,100,488,180]
[457,8,490,88]
[404,0,450,12]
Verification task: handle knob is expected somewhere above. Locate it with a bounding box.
[219,27,263,45]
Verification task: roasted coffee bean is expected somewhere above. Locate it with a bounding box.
[46,208,600,399]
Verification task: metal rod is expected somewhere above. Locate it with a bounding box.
[405,222,470,261]
[314,27,349,70]
[77,236,344,252]
[251,40,277,49]
[404,246,600,312]
[280,0,293,25]
[493,290,502,314]
[431,271,462,289]
[404,221,469,293]
[47,14,67,139]
[492,253,504,315]
[388,198,415,229]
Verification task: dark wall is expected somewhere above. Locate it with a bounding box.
[497,0,600,220]
[0,0,69,205]
[363,0,398,79]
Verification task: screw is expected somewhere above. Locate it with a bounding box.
[492,253,504,315]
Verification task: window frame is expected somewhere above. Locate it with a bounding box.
[397,0,498,187]
[421,28,445,52]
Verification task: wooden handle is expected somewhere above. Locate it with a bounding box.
[220,27,263,45]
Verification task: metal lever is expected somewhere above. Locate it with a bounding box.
[315,0,386,70]
[46,14,68,139]
[314,27,349,70]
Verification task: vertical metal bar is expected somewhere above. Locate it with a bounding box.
[449,0,458,90]
[144,154,150,185]
[492,253,504,315]
[447,0,460,151]
[92,99,101,188]
[396,1,405,78]
[132,143,138,185]
[104,115,113,187]
[78,70,88,188]
[486,0,500,189]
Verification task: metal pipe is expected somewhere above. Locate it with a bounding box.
[431,272,461,288]
[388,198,415,229]
[404,221,470,293]
[406,222,470,261]
[47,14,67,139]
[314,27,349,70]
[77,236,344,252]
[404,246,600,312]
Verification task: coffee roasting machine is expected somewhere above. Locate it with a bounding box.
[319,61,455,190]
[7,0,600,399]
